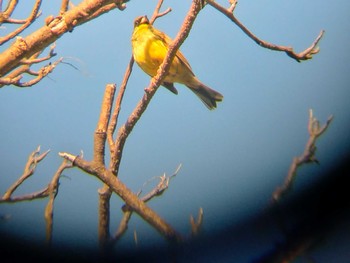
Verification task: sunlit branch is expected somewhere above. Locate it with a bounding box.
[206,0,324,62]
[0,0,128,81]
[110,0,203,175]
[0,0,42,45]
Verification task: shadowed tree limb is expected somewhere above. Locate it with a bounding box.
[111,164,181,244]
[272,109,333,202]
[45,159,73,246]
[1,146,50,201]
[59,152,182,242]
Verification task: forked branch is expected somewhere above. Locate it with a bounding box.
[0,0,42,45]
[272,109,333,202]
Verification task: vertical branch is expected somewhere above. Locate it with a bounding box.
[94,84,116,247]
[94,83,116,165]
[45,159,72,246]
[98,186,112,248]
[60,0,69,15]
[107,58,134,151]
[190,207,204,236]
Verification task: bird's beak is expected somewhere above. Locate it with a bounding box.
[140,15,149,24]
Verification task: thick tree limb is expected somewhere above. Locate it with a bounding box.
[0,0,127,79]
[112,164,181,244]
[58,152,182,242]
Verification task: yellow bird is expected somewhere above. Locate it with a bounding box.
[131,16,223,110]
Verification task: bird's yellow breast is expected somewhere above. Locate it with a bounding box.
[132,24,168,77]
[131,24,192,84]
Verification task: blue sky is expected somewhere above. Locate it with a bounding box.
[1,0,350,259]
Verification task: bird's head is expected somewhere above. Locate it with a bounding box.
[133,15,150,28]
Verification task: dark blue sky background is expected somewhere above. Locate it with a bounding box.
[1,0,350,260]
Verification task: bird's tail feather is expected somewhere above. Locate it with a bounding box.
[187,80,223,110]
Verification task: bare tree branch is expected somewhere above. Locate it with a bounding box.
[112,164,182,244]
[45,159,73,246]
[206,0,324,62]
[110,0,203,175]
[0,0,128,82]
[0,0,42,45]
[93,84,117,247]
[0,0,18,25]
[107,58,134,151]
[1,146,50,201]
[106,2,172,151]
[190,207,204,236]
[60,0,70,15]
[272,109,333,202]
[58,152,182,242]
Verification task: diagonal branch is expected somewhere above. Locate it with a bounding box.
[112,164,181,244]
[58,152,182,242]
[110,0,204,175]
[206,0,324,62]
[107,1,171,152]
[0,0,127,79]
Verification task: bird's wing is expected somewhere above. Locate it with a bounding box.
[151,27,195,76]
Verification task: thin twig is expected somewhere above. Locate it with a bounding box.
[0,0,42,45]
[15,58,62,87]
[272,109,333,202]
[206,0,324,62]
[112,164,182,244]
[0,0,18,25]
[1,146,50,201]
[107,57,134,151]
[60,0,69,15]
